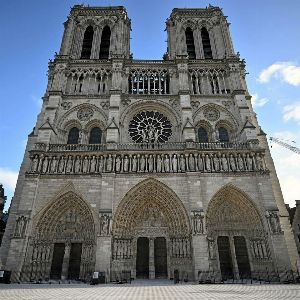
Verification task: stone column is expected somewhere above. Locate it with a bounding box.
[61,243,71,280]
[149,238,155,279]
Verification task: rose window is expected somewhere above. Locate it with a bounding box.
[129,111,172,143]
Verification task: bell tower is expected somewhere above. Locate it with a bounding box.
[166,5,234,60]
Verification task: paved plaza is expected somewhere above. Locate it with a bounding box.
[0,281,300,300]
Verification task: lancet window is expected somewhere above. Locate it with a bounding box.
[185,27,196,59]
[218,127,229,142]
[81,26,94,59]
[128,70,170,95]
[89,127,102,144]
[67,127,80,144]
[198,127,209,143]
[201,27,213,59]
[99,26,111,59]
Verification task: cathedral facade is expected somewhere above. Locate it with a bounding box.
[0,5,299,282]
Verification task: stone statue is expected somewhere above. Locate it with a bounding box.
[100,213,112,236]
[193,211,204,234]
[246,153,253,171]
[90,155,97,173]
[98,155,104,173]
[221,154,228,171]
[172,154,178,172]
[266,211,282,234]
[66,156,73,173]
[207,237,215,259]
[237,153,244,171]
[58,156,65,173]
[256,153,264,171]
[139,155,146,172]
[31,155,39,173]
[131,155,137,172]
[188,154,195,171]
[164,154,170,172]
[205,154,211,172]
[197,154,204,172]
[213,154,220,172]
[123,155,129,172]
[74,155,81,173]
[14,216,27,238]
[156,154,162,172]
[180,154,186,172]
[106,154,113,172]
[115,155,122,172]
[229,154,236,171]
[82,156,89,173]
[148,154,154,172]
[40,156,48,173]
[50,156,58,173]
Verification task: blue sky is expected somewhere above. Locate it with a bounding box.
[1,0,300,210]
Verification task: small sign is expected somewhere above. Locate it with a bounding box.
[0,271,4,278]
[93,272,99,279]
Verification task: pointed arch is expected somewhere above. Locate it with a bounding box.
[201,27,212,59]
[113,178,191,237]
[99,26,111,59]
[206,184,264,236]
[185,27,196,59]
[81,26,94,59]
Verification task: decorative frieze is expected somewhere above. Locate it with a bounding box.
[28,149,268,175]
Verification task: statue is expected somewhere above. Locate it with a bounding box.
[180,154,186,172]
[98,155,104,173]
[58,156,65,173]
[246,153,253,171]
[237,153,244,171]
[66,155,73,173]
[213,154,220,172]
[164,154,170,172]
[205,154,211,172]
[229,154,236,171]
[74,155,81,173]
[14,216,27,238]
[90,155,97,173]
[188,154,195,171]
[50,156,58,173]
[115,155,122,172]
[221,154,228,171]
[172,154,178,172]
[82,156,89,173]
[197,154,204,172]
[106,154,113,172]
[148,154,154,172]
[41,156,49,173]
[156,154,162,172]
[256,153,264,171]
[31,155,39,173]
[100,213,112,236]
[139,155,146,172]
[131,155,137,172]
[123,155,129,172]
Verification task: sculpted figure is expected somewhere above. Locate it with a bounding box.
[164,154,170,172]
[246,153,253,171]
[229,154,236,171]
[148,154,154,172]
[205,154,211,172]
[74,156,81,173]
[90,155,97,173]
[256,153,264,171]
[213,154,220,172]
[50,156,58,173]
[123,155,129,172]
[237,153,244,171]
[31,155,39,173]
[41,156,49,173]
[115,155,122,172]
[197,154,204,172]
[139,155,145,172]
[58,156,65,173]
[66,156,73,173]
[82,156,89,173]
[131,155,137,172]
[106,154,113,172]
[180,154,186,172]
[98,155,104,173]
[156,154,162,172]
[188,154,195,171]
[172,154,178,172]
[221,154,228,171]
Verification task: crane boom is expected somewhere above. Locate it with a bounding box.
[270,137,300,154]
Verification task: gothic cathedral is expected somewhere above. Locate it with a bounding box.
[0,5,299,282]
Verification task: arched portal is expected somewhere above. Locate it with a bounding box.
[112,178,192,279]
[206,185,270,280]
[23,191,95,281]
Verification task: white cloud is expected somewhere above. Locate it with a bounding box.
[0,167,18,192]
[252,93,269,107]
[30,94,42,108]
[258,62,300,86]
[269,131,300,207]
[283,102,300,124]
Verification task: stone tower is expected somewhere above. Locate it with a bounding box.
[0,5,298,282]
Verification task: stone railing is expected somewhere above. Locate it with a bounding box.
[28,142,267,175]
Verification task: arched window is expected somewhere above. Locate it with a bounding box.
[201,27,212,59]
[89,127,102,144]
[81,26,94,59]
[99,26,111,59]
[185,27,196,59]
[218,127,229,142]
[67,127,80,144]
[198,127,209,143]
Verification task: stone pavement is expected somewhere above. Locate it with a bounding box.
[0,280,299,299]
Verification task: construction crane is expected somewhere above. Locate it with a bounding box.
[269,137,300,154]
